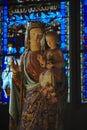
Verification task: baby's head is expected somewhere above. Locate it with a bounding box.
[45,31,59,49]
[46,31,58,40]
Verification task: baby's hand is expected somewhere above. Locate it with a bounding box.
[47,63,54,69]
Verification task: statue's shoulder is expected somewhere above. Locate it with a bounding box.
[20,48,29,63]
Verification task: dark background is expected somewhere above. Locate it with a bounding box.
[0,0,87,130]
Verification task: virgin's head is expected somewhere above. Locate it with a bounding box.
[25,21,45,50]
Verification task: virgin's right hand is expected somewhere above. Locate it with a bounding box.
[10,57,19,73]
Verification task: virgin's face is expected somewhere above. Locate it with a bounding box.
[30,28,43,44]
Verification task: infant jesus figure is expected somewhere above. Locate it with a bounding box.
[37,31,64,103]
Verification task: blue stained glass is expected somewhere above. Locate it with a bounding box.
[63,67,67,73]
[56,11,62,17]
[41,12,47,19]
[84,61,87,65]
[3,0,8,4]
[60,2,66,9]
[84,6,87,13]
[60,42,66,51]
[61,35,66,42]
[60,29,66,34]
[2,60,7,70]
[3,10,8,15]
[12,48,17,54]
[12,38,17,43]
[3,15,8,20]
[84,27,87,33]
[84,33,87,36]
[84,0,87,5]
[63,53,68,60]
[84,74,87,78]
[3,23,8,28]
[84,40,87,45]
[84,79,87,83]
[1,94,10,103]
[8,47,17,54]
[84,69,87,73]
[8,11,68,26]
[84,45,87,50]
[54,17,63,23]
[60,10,66,17]
[85,94,87,98]
[8,47,13,54]
[84,59,87,63]
[2,64,7,71]
[84,86,87,92]
[3,6,8,10]
[29,13,36,20]
[19,47,25,54]
[84,53,87,56]
[61,19,67,24]
[24,15,29,20]
[3,46,7,51]
[84,15,87,21]
[84,42,87,46]
[60,24,66,29]
[3,39,7,44]
[48,12,56,18]
[3,33,7,38]
[3,28,8,32]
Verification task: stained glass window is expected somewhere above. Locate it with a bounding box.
[80,0,87,103]
[0,0,70,104]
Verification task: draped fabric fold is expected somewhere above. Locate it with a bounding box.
[9,49,68,130]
